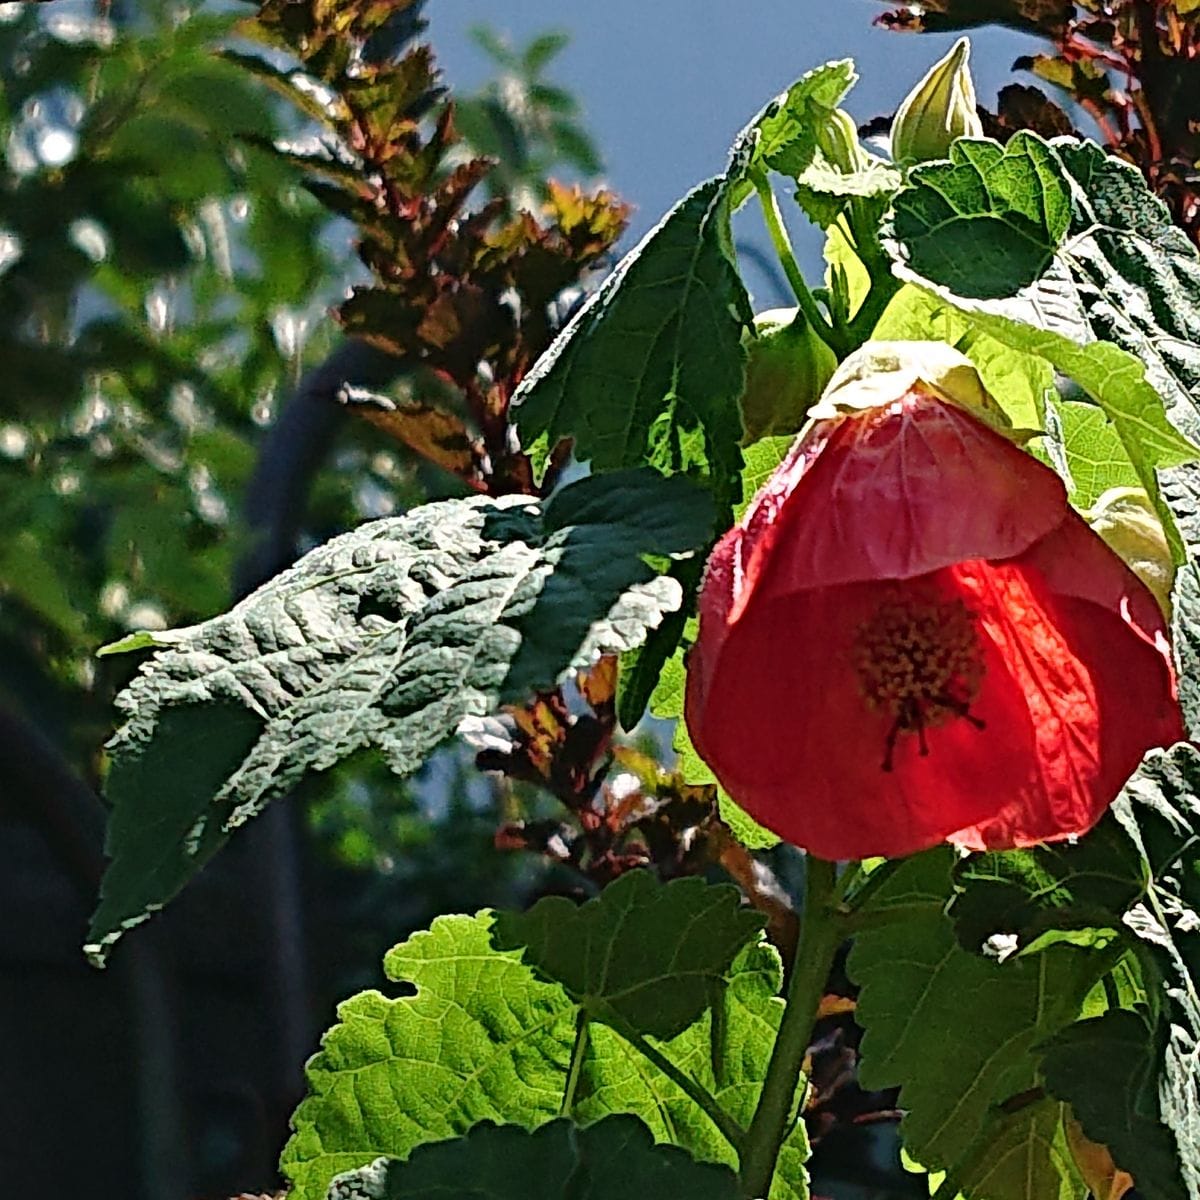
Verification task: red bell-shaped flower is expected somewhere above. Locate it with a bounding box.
[685,343,1183,861]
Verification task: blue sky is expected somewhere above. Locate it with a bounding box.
[428,1,1044,302]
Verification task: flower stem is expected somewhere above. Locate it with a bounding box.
[738,855,843,1198]
[752,173,843,355]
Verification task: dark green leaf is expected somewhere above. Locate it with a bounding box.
[86,472,712,963]
[950,817,1146,954]
[1041,1011,1184,1200]
[492,871,765,1040]
[89,702,265,954]
[325,1116,741,1200]
[847,851,1107,1189]
[1035,746,1200,1200]
[1162,464,1200,739]
[510,178,751,511]
[221,49,346,124]
[522,31,571,75]
[882,134,1200,550]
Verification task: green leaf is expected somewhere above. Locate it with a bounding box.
[1040,745,1200,1200]
[0,530,85,638]
[522,30,571,74]
[578,940,809,1200]
[281,913,807,1200]
[220,49,346,124]
[281,913,578,1200]
[1162,464,1200,738]
[92,703,266,949]
[510,177,751,511]
[882,133,1200,552]
[751,60,856,180]
[1041,1011,1185,1200]
[737,435,793,516]
[492,871,765,1040]
[646,613,780,851]
[963,746,1200,1200]
[793,159,901,232]
[887,134,1072,300]
[325,1116,741,1200]
[847,851,1106,1191]
[86,471,713,964]
[614,438,792,735]
[955,1101,1085,1200]
[614,586,692,732]
[949,816,1146,955]
[872,286,1052,431]
[1040,397,1142,508]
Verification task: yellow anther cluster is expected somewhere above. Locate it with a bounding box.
[853,591,984,733]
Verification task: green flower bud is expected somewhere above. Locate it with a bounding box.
[739,308,838,443]
[1085,487,1175,617]
[890,36,983,164]
[817,107,868,175]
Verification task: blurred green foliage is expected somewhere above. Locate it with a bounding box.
[0,0,613,980]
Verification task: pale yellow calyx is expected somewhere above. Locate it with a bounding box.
[890,36,983,164]
[1085,487,1175,616]
[809,340,1012,434]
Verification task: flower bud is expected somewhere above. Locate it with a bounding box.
[890,36,983,164]
[817,107,868,174]
[739,308,838,442]
[1085,487,1175,616]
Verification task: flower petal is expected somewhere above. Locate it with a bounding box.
[947,545,1183,851]
[737,392,1066,604]
[687,575,1039,860]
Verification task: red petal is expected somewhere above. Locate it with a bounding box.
[687,574,1040,860]
[947,529,1183,851]
[734,393,1066,609]
[687,388,1183,860]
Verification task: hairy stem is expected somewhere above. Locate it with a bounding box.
[753,173,842,354]
[738,856,843,1197]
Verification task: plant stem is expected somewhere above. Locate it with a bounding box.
[615,1019,747,1153]
[561,1010,589,1116]
[845,274,901,348]
[752,173,842,354]
[738,856,843,1198]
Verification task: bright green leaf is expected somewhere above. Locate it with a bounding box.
[1041,397,1142,508]
[281,913,807,1200]
[752,60,856,181]
[872,285,1052,431]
